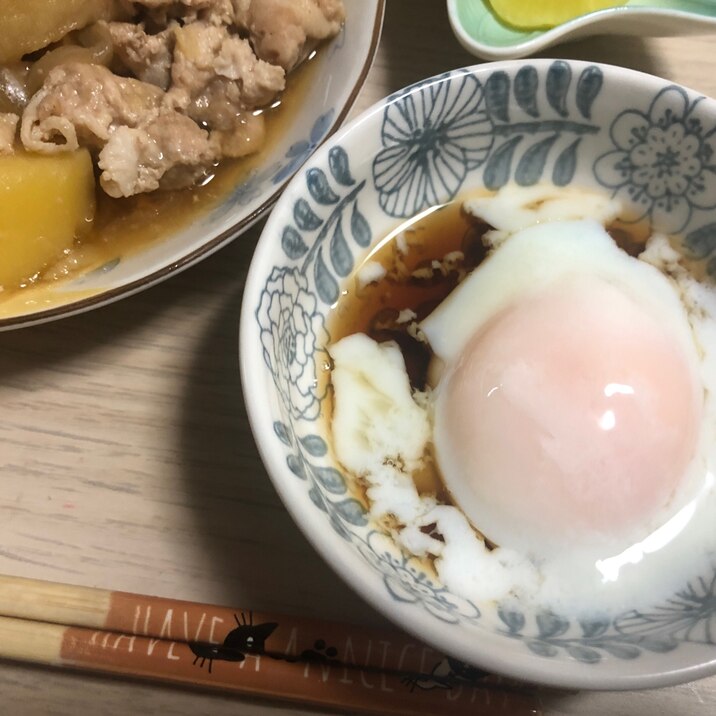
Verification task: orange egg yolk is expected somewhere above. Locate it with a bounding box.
[433,276,703,552]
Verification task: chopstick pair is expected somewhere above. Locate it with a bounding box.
[0,575,542,715]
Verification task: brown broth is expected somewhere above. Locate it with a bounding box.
[327,200,492,392]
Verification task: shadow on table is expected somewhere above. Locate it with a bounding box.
[377,0,474,93]
[178,223,386,627]
[0,274,173,379]
[0,202,383,626]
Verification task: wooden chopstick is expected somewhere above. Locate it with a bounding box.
[0,575,542,715]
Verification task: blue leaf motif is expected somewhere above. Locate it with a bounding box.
[546,61,571,118]
[273,110,335,186]
[514,66,539,118]
[294,199,323,231]
[309,485,327,512]
[281,226,309,259]
[330,218,353,277]
[330,514,353,540]
[287,454,306,479]
[329,146,355,186]
[553,138,581,186]
[300,434,327,457]
[310,109,335,144]
[686,221,716,259]
[273,421,292,446]
[103,257,121,273]
[313,466,347,494]
[599,642,641,659]
[576,66,603,120]
[286,140,310,159]
[351,201,371,247]
[307,168,340,205]
[84,257,121,277]
[515,134,558,186]
[636,636,679,653]
[484,136,522,190]
[498,606,526,634]
[314,248,339,304]
[579,616,610,639]
[333,498,368,526]
[567,645,601,664]
[485,71,510,123]
[536,611,570,639]
[526,640,558,658]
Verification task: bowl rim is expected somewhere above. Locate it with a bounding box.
[0,0,385,333]
[240,58,716,690]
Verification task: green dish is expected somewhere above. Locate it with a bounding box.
[448,0,716,59]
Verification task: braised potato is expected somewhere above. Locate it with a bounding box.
[0,0,119,64]
[0,150,95,288]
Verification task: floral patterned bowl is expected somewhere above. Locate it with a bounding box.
[240,60,716,689]
[0,0,384,331]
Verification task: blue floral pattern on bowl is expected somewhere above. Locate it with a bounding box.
[594,86,716,234]
[356,530,481,625]
[373,63,603,218]
[372,72,494,217]
[495,570,716,664]
[213,111,337,221]
[273,110,336,185]
[245,60,716,686]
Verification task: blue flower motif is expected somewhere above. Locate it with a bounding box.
[372,72,494,218]
[273,110,336,185]
[72,257,121,285]
[615,570,716,646]
[594,86,716,234]
[255,267,328,420]
[356,531,481,624]
[229,162,280,207]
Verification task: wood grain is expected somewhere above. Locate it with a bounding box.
[1,1,716,713]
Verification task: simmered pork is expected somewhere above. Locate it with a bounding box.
[21,63,164,153]
[105,21,175,90]
[236,0,346,71]
[7,0,344,196]
[98,108,214,196]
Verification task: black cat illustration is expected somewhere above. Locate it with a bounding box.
[402,656,490,691]
[188,612,340,673]
[189,613,278,673]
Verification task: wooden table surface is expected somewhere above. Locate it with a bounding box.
[2,2,716,714]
